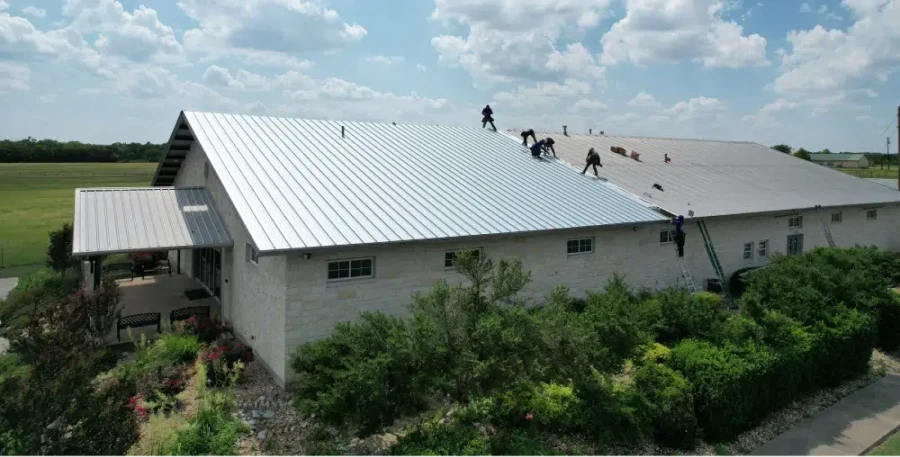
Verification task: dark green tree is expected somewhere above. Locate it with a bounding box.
[46,223,78,276]
[794,148,811,160]
[771,144,792,154]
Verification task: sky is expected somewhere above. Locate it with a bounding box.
[0,0,898,152]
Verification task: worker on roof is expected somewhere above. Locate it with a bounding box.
[582,148,603,176]
[529,139,545,158]
[673,215,686,257]
[543,137,556,157]
[521,129,537,146]
[481,105,497,131]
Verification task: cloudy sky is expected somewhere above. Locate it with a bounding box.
[0,0,898,152]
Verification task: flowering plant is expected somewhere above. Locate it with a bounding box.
[128,396,149,421]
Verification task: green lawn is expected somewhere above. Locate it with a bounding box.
[840,165,900,179]
[868,429,900,455]
[0,163,156,278]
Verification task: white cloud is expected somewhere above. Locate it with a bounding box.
[416,64,427,72]
[664,96,727,121]
[202,65,272,90]
[571,99,609,114]
[22,6,46,18]
[491,79,592,109]
[430,0,611,85]
[800,2,812,12]
[774,0,900,97]
[628,91,661,108]
[855,114,872,121]
[0,62,30,91]
[62,0,184,63]
[742,98,798,126]
[600,0,769,68]
[0,1,7,11]
[364,55,405,65]
[237,51,314,70]
[178,0,366,56]
[0,11,118,78]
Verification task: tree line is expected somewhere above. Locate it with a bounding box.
[0,137,166,163]
[772,144,898,166]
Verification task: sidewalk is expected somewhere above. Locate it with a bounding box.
[751,374,900,456]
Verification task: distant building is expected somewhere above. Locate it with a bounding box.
[809,153,870,169]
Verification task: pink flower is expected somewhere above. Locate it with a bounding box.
[525,412,534,421]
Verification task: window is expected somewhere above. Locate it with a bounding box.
[445,249,482,269]
[659,229,675,244]
[567,238,594,255]
[867,209,878,220]
[831,212,842,223]
[245,243,258,264]
[788,215,803,229]
[787,234,804,255]
[758,240,768,259]
[328,258,374,280]
[743,242,754,261]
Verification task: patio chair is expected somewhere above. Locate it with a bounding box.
[117,312,161,342]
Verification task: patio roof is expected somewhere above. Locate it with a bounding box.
[73,187,233,257]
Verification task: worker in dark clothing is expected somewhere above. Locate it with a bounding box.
[673,215,686,257]
[543,137,556,157]
[481,105,496,131]
[529,139,546,158]
[521,129,537,146]
[581,148,603,176]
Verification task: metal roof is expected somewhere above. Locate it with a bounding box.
[537,133,900,218]
[73,187,233,256]
[809,153,866,162]
[865,178,899,190]
[161,111,667,253]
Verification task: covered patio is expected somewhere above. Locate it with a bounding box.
[71,186,233,345]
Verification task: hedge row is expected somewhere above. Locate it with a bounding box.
[670,307,875,440]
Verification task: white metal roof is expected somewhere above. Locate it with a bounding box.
[538,133,900,218]
[865,178,899,190]
[161,111,667,253]
[73,187,232,256]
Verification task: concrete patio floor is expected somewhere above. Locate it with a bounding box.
[108,274,220,345]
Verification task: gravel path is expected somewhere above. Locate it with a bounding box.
[233,362,313,455]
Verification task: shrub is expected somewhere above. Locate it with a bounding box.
[46,223,78,276]
[469,307,548,395]
[875,293,900,350]
[127,412,188,456]
[201,335,252,387]
[165,388,246,455]
[178,316,228,344]
[716,314,764,345]
[479,382,583,432]
[150,333,203,365]
[292,312,427,434]
[488,429,563,456]
[653,289,727,345]
[575,368,651,443]
[634,362,697,449]
[391,419,490,456]
[0,267,79,325]
[137,364,187,401]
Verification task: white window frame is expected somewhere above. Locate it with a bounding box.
[327,257,375,281]
[867,209,878,220]
[245,243,259,264]
[831,212,842,223]
[567,237,595,255]
[659,229,676,245]
[788,215,803,229]
[444,248,483,269]
[743,242,754,261]
[758,240,768,259]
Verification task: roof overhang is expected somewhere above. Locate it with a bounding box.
[73,187,233,257]
[152,111,195,187]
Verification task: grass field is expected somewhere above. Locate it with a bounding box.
[841,165,900,179]
[868,429,900,455]
[0,163,156,278]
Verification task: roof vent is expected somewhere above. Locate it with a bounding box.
[563,125,568,136]
[653,183,664,192]
[589,128,592,135]
[600,130,605,136]
[664,154,671,163]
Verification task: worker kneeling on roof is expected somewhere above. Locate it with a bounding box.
[529,137,556,158]
[582,148,603,176]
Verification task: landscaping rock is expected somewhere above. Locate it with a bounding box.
[257,430,267,440]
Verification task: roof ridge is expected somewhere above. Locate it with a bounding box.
[527,131,758,145]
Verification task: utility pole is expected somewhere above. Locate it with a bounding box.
[888,137,892,170]
[897,106,900,190]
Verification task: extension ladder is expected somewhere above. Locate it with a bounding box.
[698,220,730,300]
[815,205,836,248]
[675,249,698,293]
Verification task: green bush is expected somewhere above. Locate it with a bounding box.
[488,429,563,455]
[576,368,651,443]
[165,389,246,455]
[0,267,79,325]
[716,314,764,345]
[150,333,203,365]
[652,289,727,345]
[469,307,548,395]
[391,420,490,456]
[634,363,697,449]
[484,382,582,432]
[291,312,427,434]
[875,293,900,350]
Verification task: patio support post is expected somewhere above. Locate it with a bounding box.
[92,256,102,289]
[177,250,181,275]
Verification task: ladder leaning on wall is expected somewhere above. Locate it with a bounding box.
[697,220,731,302]
[675,246,698,293]
[815,205,837,248]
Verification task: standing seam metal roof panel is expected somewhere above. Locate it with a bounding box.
[72,187,233,256]
[537,133,900,218]
[179,111,667,253]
